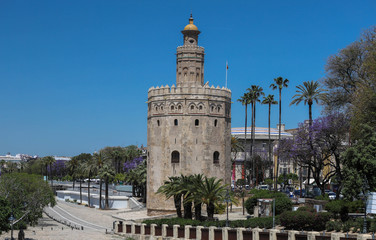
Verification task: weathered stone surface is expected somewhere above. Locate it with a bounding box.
[146,16,231,214]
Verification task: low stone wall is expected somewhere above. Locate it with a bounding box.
[56,190,129,209]
[116,223,373,240]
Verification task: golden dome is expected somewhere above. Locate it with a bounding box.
[183,14,199,31]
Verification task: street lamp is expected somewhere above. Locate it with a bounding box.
[224,189,231,227]
[362,177,369,234]
[8,214,15,240]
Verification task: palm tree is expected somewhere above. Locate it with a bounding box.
[83,156,96,207]
[98,162,115,209]
[196,176,227,220]
[76,161,85,204]
[247,85,264,186]
[237,92,252,182]
[290,80,326,192]
[184,174,205,220]
[66,156,79,189]
[157,176,183,218]
[270,76,289,190]
[290,80,326,126]
[43,156,56,186]
[93,152,104,209]
[262,94,278,180]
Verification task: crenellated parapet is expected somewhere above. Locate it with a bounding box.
[148,83,231,98]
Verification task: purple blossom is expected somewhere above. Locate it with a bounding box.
[123,157,144,172]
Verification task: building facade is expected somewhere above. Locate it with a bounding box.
[147,15,232,215]
[231,124,296,185]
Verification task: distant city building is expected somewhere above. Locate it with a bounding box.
[231,124,296,184]
[147,15,231,215]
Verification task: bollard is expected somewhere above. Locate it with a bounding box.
[51,227,53,230]
[106,229,107,234]
[62,227,63,230]
[81,226,83,230]
[41,227,43,230]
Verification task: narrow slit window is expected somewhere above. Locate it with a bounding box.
[157,120,160,126]
[195,119,199,126]
[214,119,218,127]
[174,119,178,126]
[213,151,220,164]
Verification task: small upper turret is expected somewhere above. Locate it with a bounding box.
[181,14,200,46]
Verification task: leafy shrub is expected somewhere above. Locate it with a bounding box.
[325,200,348,221]
[279,210,331,231]
[315,194,330,200]
[325,221,342,232]
[347,200,364,213]
[342,220,352,232]
[297,206,315,213]
[244,190,292,215]
[142,216,275,229]
[370,219,376,232]
[214,203,226,214]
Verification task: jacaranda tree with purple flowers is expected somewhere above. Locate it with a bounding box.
[278,112,350,197]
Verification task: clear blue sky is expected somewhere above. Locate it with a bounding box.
[1,1,375,157]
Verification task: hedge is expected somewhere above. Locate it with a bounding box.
[142,216,276,229]
[279,210,331,231]
[245,190,292,215]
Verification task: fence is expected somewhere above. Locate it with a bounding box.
[116,222,374,240]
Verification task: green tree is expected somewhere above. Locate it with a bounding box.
[262,94,278,180]
[157,176,183,218]
[270,76,289,190]
[237,92,252,182]
[83,155,95,207]
[0,173,55,231]
[98,162,115,209]
[196,176,227,220]
[42,156,55,186]
[290,80,327,187]
[247,85,264,185]
[342,124,376,199]
[66,156,79,189]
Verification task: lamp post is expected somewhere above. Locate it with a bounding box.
[362,177,369,234]
[225,189,231,227]
[8,214,15,240]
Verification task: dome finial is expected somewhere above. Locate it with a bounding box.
[183,13,198,31]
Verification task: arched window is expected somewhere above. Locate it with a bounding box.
[174,119,178,126]
[213,151,220,163]
[199,105,203,110]
[214,119,218,127]
[191,105,195,110]
[157,120,160,126]
[161,106,164,110]
[195,119,199,126]
[178,105,182,110]
[171,151,180,163]
[211,106,214,112]
[155,106,158,111]
[171,105,174,111]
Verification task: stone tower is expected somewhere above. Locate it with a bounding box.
[146,15,232,215]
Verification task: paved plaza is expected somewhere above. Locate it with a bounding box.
[0,199,248,239]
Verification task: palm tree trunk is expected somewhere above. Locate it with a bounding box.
[174,195,182,218]
[50,163,53,187]
[194,202,202,220]
[275,89,282,190]
[268,103,273,179]
[183,200,192,219]
[243,104,248,182]
[99,178,103,209]
[105,177,109,209]
[252,102,256,186]
[307,103,313,194]
[88,175,91,207]
[250,102,254,184]
[80,180,82,204]
[207,202,215,220]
